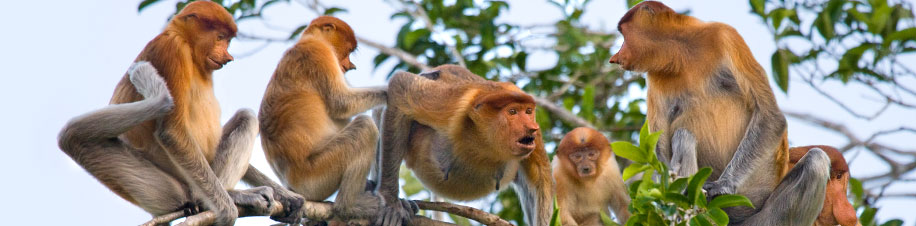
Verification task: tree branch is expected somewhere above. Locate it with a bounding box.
[416,201,514,226]
[139,200,519,226]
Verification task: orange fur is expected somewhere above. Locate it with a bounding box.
[259,16,385,222]
[554,127,630,225]
[610,1,791,222]
[379,65,554,225]
[109,0,236,203]
[789,146,858,226]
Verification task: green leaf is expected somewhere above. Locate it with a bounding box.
[138,0,161,12]
[515,51,528,70]
[403,28,430,49]
[550,198,562,226]
[770,49,791,93]
[600,212,620,226]
[707,207,729,226]
[323,7,347,15]
[626,0,644,8]
[669,177,689,193]
[885,28,916,46]
[709,194,755,209]
[645,130,662,162]
[288,24,308,40]
[687,168,712,205]
[881,219,904,226]
[768,8,796,30]
[612,141,647,163]
[664,193,690,208]
[859,207,877,226]
[581,84,595,122]
[622,163,650,181]
[749,0,765,17]
[849,177,864,203]
[814,11,835,40]
[638,120,649,151]
[690,214,713,226]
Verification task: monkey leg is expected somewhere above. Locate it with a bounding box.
[670,128,698,178]
[58,62,190,215]
[288,115,381,220]
[208,109,289,217]
[376,107,419,226]
[736,148,829,226]
[211,109,258,188]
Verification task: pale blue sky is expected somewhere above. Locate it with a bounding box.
[1,0,913,225]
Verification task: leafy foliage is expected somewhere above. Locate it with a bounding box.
[611,122,754,226]
[751,0,916,93]
[848,177,904,226]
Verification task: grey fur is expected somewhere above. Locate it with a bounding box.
[58,62,279,225]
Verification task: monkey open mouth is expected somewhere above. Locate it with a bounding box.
[516,135,536,154]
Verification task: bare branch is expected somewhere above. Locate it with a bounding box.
[534,96,596,129]
[784,111,916,184]
[357,36,432,71]
[139,200,488,226]
[416,201,514,226]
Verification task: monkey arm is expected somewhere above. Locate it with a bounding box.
[705,100,787,196]
[325,86,387,119]
[512,140,555,226]
[387,71,469,133]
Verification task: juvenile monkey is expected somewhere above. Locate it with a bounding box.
[789,146,858,226]
[609,1,830,225]
[58,2,302,225]
[554,127,630,225]
[258,16,386,222]
[376,65,554,226]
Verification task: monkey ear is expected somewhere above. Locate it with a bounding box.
[181,13,199,21]
[321,23,337,32]
[419,70,441,80]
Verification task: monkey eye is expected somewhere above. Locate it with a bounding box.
[508,109,517,115]
[217,33,226,41]
[525,108,533,114]
[570,153,582,160]
[588,152,596,158]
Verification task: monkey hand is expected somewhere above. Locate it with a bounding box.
[374,197,418,226]
[702,179,737,198]
[269,188,305,224]
[229,186,276,216]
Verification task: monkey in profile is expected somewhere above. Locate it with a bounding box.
[554,127,630,225]
[789,146,858,226]
[376,65,554,226]
[609,1,830,225]
[258,16,386,223]
[58,2,303,225]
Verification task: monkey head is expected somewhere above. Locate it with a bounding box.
[304,16,358,73]
[470,88,540,159]
[557,127,611,179]
[609,1,697,73]
[790,146,858,226]
[171,1,237,71]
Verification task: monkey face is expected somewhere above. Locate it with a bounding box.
[819,171,857,226]
[568,149,600,178]
[501,102,539,157]
[471,91,539,159]
[175,1,237,71]
[202,31,234,70]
